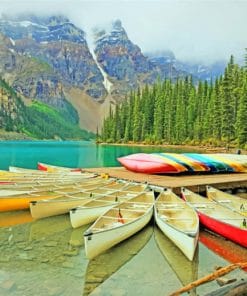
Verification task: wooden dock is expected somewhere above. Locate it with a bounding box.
[85,167,247,194]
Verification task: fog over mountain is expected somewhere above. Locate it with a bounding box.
[0,0,246,65]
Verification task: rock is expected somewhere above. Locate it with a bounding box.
[18,253,34,260]
[0,256,10,263]
[24,246,33,251]
[47,286,64,296]
[216,277,237,286]
[45,241,58,247]
[69,239,83,247]
[63,249,79,256]
[62,262,74,269]
[1,279,15,290]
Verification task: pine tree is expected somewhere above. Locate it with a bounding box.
[236,82,247,147]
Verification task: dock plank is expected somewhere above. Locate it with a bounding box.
[84,167,247,193]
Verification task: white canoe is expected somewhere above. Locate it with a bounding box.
[154,188,199,261]
[70,185,147,228]
[206,185,247,217]
[29,181,131,219]
[0,176,114,196]
[29,192,95,219]
[84,191,155,259]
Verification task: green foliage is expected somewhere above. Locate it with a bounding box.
[101,53,247,148]
[0,78,94,140]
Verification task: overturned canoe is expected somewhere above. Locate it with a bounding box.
[206,185,247,216]
[154,188,199,261]
[84,191,155,259]
[181,187,247,247]
[117,153,187,174]
[118,153,247,174]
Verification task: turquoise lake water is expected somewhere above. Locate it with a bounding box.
[0,140,202,170]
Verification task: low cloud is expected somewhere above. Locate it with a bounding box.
[0,0,246,64]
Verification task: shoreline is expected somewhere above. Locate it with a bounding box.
[98,142,247,155]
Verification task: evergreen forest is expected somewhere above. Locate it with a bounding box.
[101,55,247,149]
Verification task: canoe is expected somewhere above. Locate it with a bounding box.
[206,185,247,216]
[154,226,198,295]
[154,188,199,261]
[160,153,209,172]
[0,191,62,212]
[117,153,187,174]
[83,225,153,295]
[37,162,82,172]
[184,153,233,172]
[0,176,113,197]
[84,191,155,259]
[8,166,84,176]
[29,180,129,218]
[70,185,147,228]
[29,192,95,219]
[118,152,247,174]
[181,188,247,247]
[208,154,247,172]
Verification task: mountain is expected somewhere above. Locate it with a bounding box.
[94,20,189,102]
[0,78,94,140]
[0,14,226,136]
[146,50,226,82]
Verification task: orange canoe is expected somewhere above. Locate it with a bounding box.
[0,192,62,212]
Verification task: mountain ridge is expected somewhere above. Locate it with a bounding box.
[0,14,227,135]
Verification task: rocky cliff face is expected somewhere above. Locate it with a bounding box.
[94,20,157,101]
[0,15,106,102]
[0,32,75,116]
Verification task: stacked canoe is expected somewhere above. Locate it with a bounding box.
[118,153,247,174]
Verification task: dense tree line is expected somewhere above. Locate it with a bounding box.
[101,54,247,149]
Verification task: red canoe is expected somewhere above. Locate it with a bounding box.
[181,188,247,248]
[117,153,187,174]
[37,162,81,173]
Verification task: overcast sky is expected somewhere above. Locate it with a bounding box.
[0,0,246,64]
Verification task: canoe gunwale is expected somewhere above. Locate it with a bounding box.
[84,206,154,237]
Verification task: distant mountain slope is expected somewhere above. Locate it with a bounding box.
[0,78,94,140]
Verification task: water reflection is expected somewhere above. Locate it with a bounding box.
[200,229,247,270]
[83,224,153,296]
[0,215,88,296]
[0,210,33,227]
[0,213,246,296]
[154,226,198,296]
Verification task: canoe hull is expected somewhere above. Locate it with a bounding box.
[70,204,116,228]
[154,210,198,261]
[30,198,92,219]
[198,211,247,248]
[0,194,57,212]
[84,208,153,259]
[117,154,182,174]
